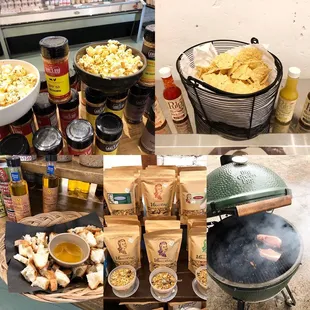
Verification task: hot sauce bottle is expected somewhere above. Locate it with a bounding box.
[159,67,193,134]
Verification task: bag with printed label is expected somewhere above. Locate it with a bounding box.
[141,169,176,216]
[145,220,180,233]
[103,226,141,269]
[168,301,204,310]
[187,216,206,251]
[179,170,207,224]
[144,229,182,272]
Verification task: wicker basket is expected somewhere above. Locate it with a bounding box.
[0,211,103,303]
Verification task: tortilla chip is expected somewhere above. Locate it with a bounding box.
[236,47,263,62]
[231,64,252,80]
[212,53,235,70]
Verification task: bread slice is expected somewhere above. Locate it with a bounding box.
[33,251,49,270]
[90,249,104,264]
[85,225,102,233]
[31,276,49,290]
[95,231,104,248]
[86,265,97,274]
[21,263,37,283]
[86,272,101,290]
[36,233,48,247]
[95,264,103,272]
[72,265,88,278]
[31,237,39,253]
[49,232,57,242]
[78,230,97,248]
[18,244,34,259]
[40,270,58,292]
[14,254,29,265]
[68,227,86,234]
[15,240,30,247]
[55,269,70,288]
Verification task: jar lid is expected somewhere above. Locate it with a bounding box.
[85,87,106,104]
[33,93,56,116]
[288,67,301,79]
[159,67,172,79]
[6,156,21,167]
[40,71,47,90]
[66,119,94,150]
[0,134,30,155]
[56,89,79,110]
[39,36,69,60]
[33,127,63,155]
[96,112,123,142]
[11,109,33,126]
[130,83,152,96]
[144,24,155,43]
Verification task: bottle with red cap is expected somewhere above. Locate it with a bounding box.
[159,67,193,134]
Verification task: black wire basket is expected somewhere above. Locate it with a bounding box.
[176,38,283,140]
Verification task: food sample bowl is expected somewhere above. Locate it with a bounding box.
[149,267,178,298]
[0,59,40,126]
[74,42,147,95]
[48,233,90,268]
[195,266,208,295]
[108,265,137,296]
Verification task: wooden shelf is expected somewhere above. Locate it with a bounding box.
[21,157,103,185]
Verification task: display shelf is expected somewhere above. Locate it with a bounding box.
[21,157,103,185]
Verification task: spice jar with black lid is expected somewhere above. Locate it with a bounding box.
[33,127,63,156]
[66,119,94,155]
[144,87,155,119]
[39,71,48,93]
[139,104,155,154]
[10,109,36,153]
[57,88,79,134]
[40,36,71,104]
[139,24,155,87]
[125,83,151,124]
[104,91,128,118]
[85,87,107,129]
[33,93,58,129]
[0,134,30,155]
[95,112,123,155]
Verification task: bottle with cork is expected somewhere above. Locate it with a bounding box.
[159,67,193,134]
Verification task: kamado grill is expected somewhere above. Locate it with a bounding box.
[207,157,303,310]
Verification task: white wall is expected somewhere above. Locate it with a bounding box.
[156,0,310,79]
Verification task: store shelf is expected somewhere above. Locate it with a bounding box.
[21,157,103,185]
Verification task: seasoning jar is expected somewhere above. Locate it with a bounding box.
[57,89,79,134]
[104,91,128,118]
[33,127,63,155]
[144,87,155,119]
[85,87,107,129]
[33,93,58,129]
[139,24,155,87]
[0,125,11,141]
[80,81,87,106]
[124,83,151,124]
[69,68,79,90]
[10,109,36,153]
[95,112,123,155]
[66,119,94,155]
[39,36,71,104]
[0,134,30,155]
[139,104,155,154]
[39,71,48,92]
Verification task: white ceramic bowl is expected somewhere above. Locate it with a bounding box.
[195,266,208,294]
[48,233,90,268]
[149,267,178,298]
[0,59,40,126]
[108,265,137,295]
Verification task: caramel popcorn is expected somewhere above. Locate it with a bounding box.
[110,268,135,286]
[0,64,37,107]
[151,272,176,290]
[197,268,207,288]
[78,40,144,78]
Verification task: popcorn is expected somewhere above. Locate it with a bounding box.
[0,64,37,107]
[78,40,144,78]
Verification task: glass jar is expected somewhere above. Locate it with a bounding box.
[33,127,63,155]
[139,104,155,154]
[104,91,128,118]
[85,87,106,129]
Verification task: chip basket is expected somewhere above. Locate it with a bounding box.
[176,38,283,140]
[0,211,103,303]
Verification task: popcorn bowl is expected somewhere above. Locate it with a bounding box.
[0,59,40,126]
[74,42,147,96]
[149,267,178,298]
[195,266,208,295]
[108,265,137,296]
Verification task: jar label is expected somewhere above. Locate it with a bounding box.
[43,186,58,213]
[155,98,166,129]
[11,119,36,148]
[0,167,10,182]
[275,97,297,123]
[11,172,21,182]
[11,194,31,222]
[95,137,119,155]
[140,125,155,154]
[59,107,79,133]
[47,165,54,175]
[0,182,10,196]
[86,104,105,128]
[36,112,58,128]
[140,59,155,86]
[0,125,10,141]
[164,95,188,122]
[174,118,193,134]
[67,144,93,155]
[301,97,310,126]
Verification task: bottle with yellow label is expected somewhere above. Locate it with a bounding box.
[274,67,301,125]
[85,87,106,129]
[42,155,59,213]
[7,157,31,222]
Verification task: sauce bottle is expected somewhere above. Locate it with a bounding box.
[159,67,193,134]
[275,67,301,125]
[297,92,310,132]
[155,96,171,134]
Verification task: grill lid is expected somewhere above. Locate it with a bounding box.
[207,156,292,217]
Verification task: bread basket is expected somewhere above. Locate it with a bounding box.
[0,211,103,303]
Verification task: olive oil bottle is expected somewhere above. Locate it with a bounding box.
[43,155,59,212]
[7,157,31,222]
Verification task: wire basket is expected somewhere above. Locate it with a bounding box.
[0,211,104,303]
[176,38,283,140]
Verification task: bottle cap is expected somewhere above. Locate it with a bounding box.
[39,36,69,60]
[66,119,94,150]
[33,127,63,155]
[95,112,123,142]
[288,67,301,79]
[159,67,172,79]
[0,134,30,155]
[45,154,57,162]
[6,156,21,167]
[144,24,155,43]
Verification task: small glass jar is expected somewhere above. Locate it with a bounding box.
[85,87,106,129]
[139,104,155,154]
[66,119,94,155]
[39,71,48,93]
[39,36,71,104]
[104,91,128,118]
[95,112,123,155]
[33,93,58,129]
[33,127,63,155]
[57,89,79,134]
